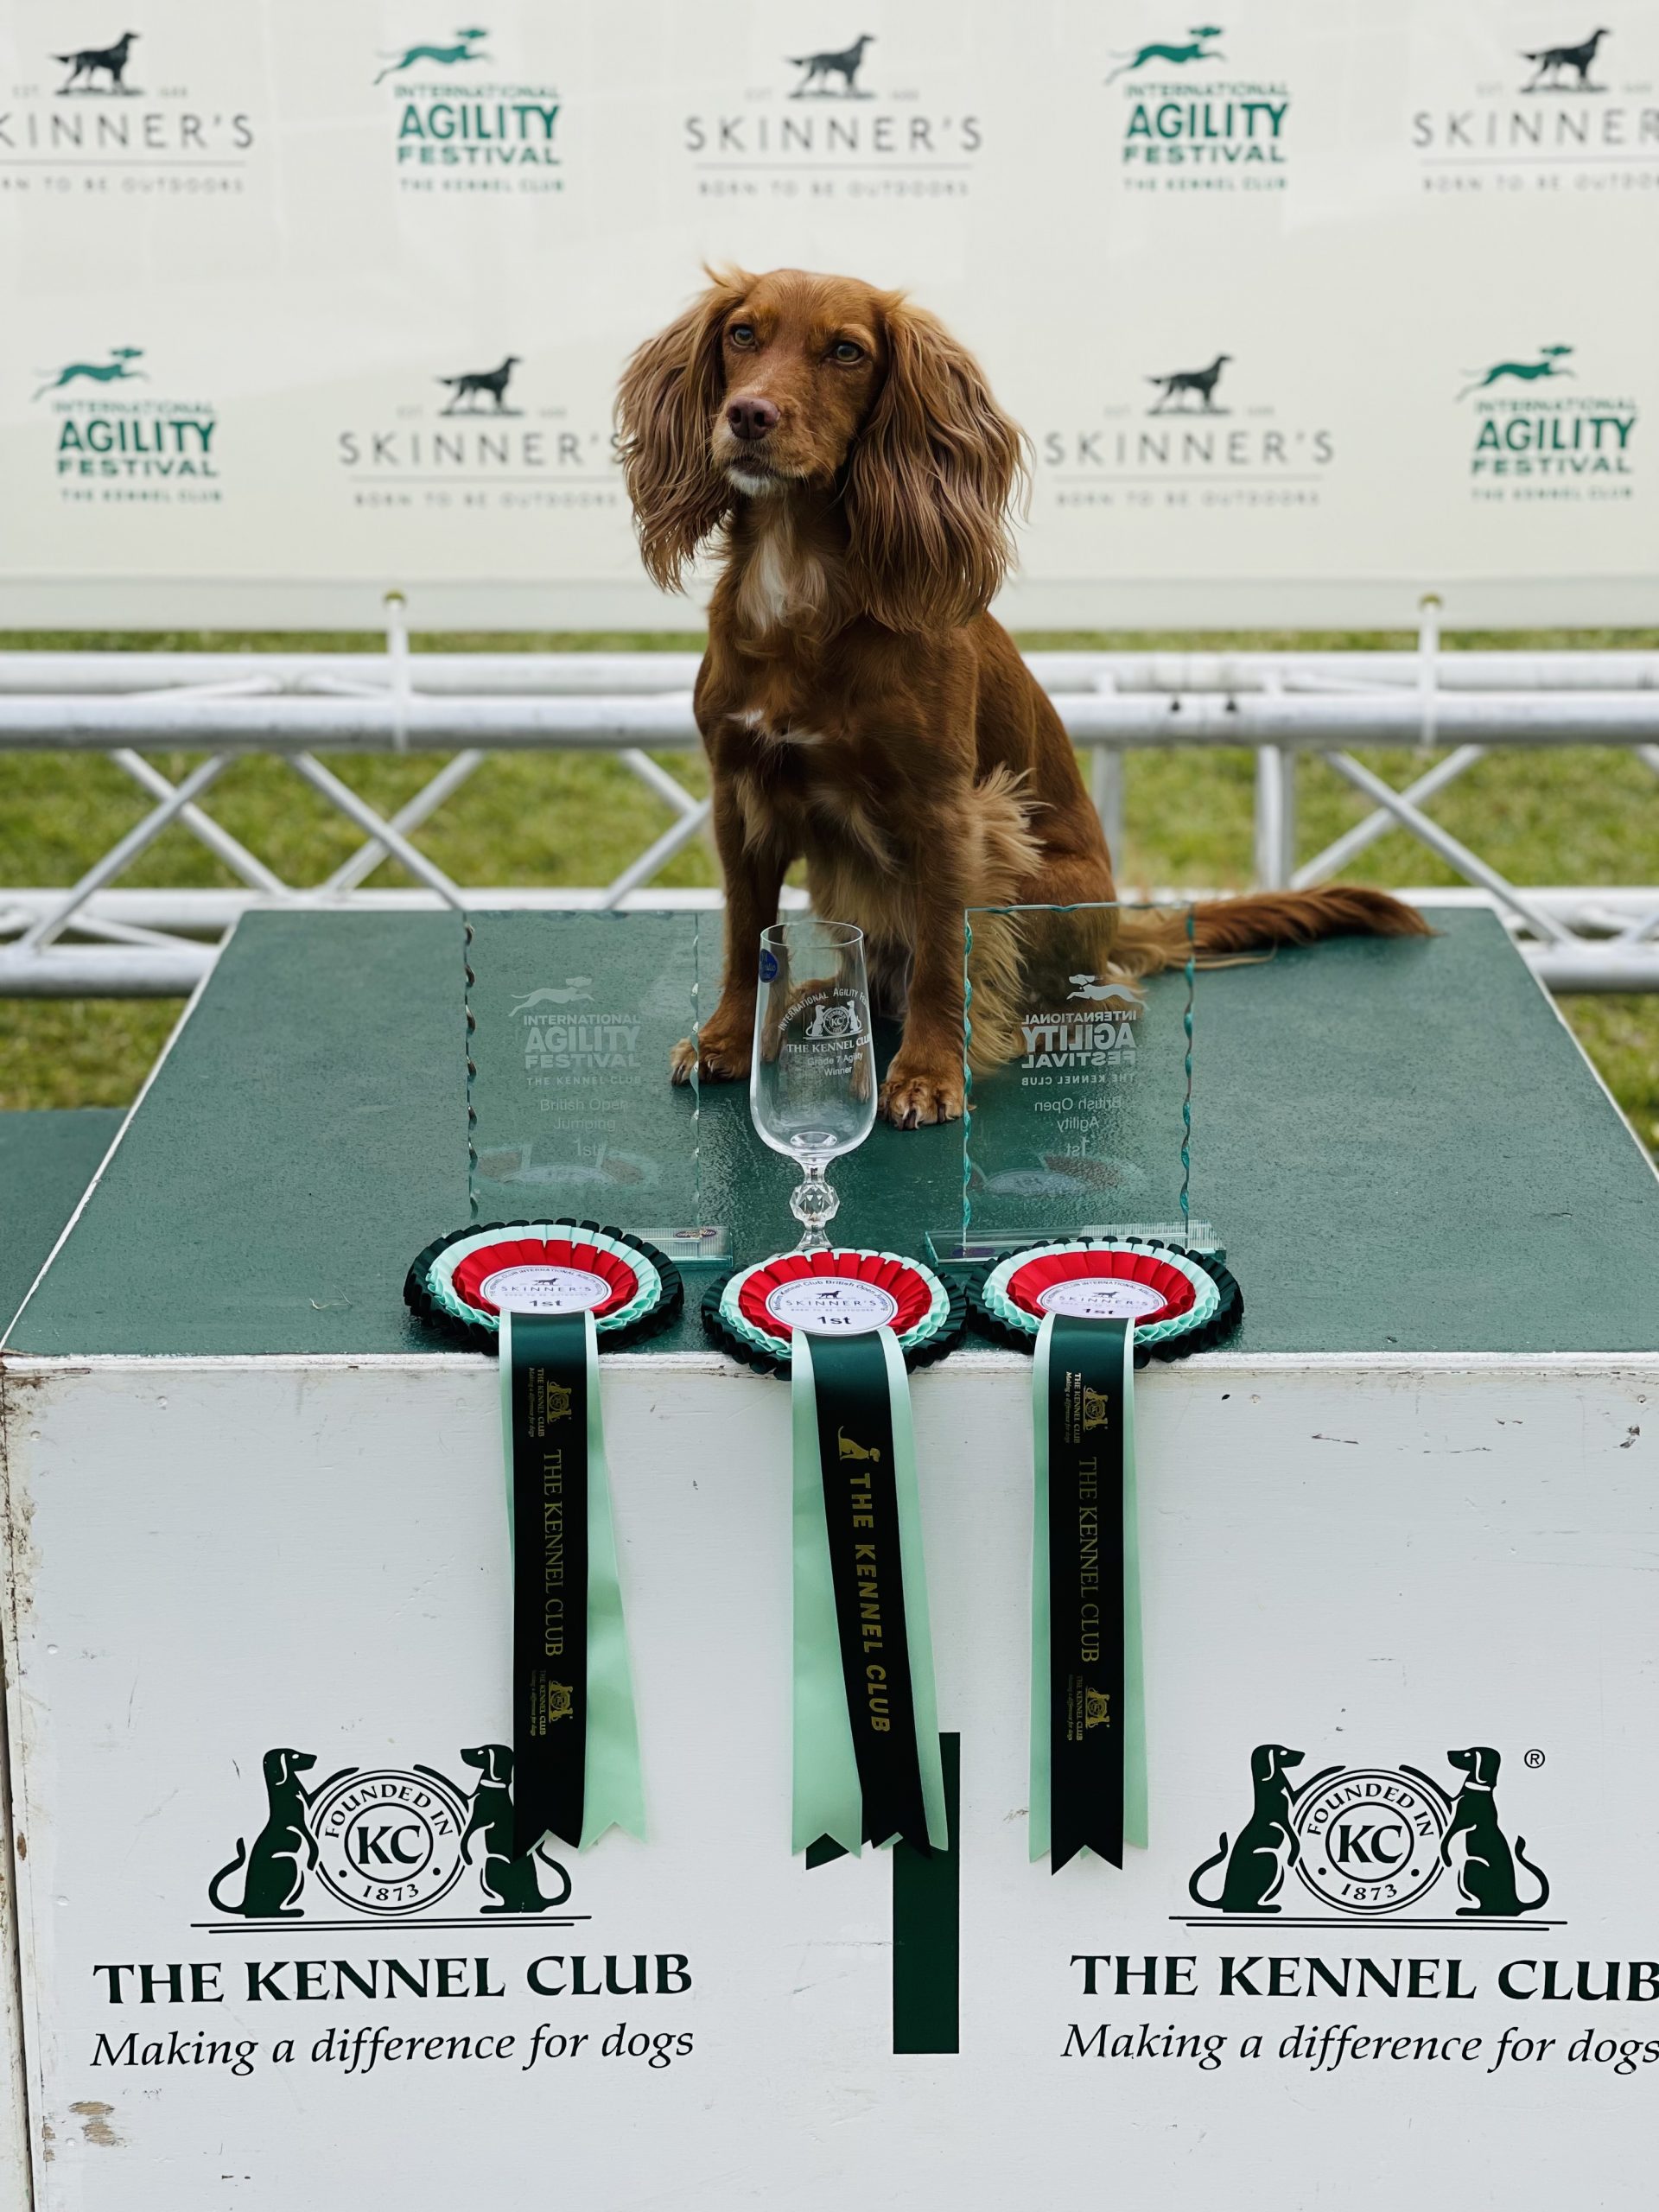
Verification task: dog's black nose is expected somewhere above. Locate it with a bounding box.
[727,396,779,442]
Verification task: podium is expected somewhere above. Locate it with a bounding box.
[3,907,1658,2212]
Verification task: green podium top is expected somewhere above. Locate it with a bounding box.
[9,907,1657,1360]
[0,1108,123,1335]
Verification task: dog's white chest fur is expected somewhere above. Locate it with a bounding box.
[731,707,823,749]
[734,522,824,636]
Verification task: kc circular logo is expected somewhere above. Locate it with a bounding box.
[311,1769,470,1916]
[1293,1766,1447,1915]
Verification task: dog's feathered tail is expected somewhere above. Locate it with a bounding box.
[1110,887,1431,979]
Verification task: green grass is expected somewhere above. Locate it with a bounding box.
[1,627,1655,1148]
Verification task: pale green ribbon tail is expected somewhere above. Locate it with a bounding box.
[790,1330,948,1857]
[882,1328,949,1854]
[499,1310,646,1853]
[791,1331,863,1854]
[1122,1321,1147,1853]
[1029,1314,1147,1865]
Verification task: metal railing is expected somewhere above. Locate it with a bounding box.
[2,601,1656,996]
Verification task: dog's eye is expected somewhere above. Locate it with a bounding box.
[830,340,864,365]
[728,322,756,348]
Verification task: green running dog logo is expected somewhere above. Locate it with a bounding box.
[1459,346,1573,401]
[1105,25,1224,83]
[1188,1741,1551,1920]
[33,348,145,403]
[1521,27,1611,90]
[207,1742,574,1921]
[509,979,594,1014]
[375,28,489,85]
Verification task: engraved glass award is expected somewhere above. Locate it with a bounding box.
[464,910,727,1262]
[929,901,1211,1263]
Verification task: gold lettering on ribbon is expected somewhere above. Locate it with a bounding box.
[1062,1367,1112,1742]
[844,1469,892,1732]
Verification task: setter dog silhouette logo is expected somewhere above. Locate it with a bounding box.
[1521,28,1611,90]
[54,31,139,93]
[786,34,875,97]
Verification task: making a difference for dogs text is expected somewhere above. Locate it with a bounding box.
[87,1953,695,2077]
[1064,1954,1659,2077]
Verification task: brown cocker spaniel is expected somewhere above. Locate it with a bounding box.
[616,267,1426,1127]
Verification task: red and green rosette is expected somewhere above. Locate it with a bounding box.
[969,1238,1242,1364]
[700,1245,966,1379]
[405,1218,683,1351]
[404,1220,664,1856]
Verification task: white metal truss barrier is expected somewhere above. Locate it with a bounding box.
[2,619,1656,997]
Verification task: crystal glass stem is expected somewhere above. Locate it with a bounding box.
[790,1161,840,1254]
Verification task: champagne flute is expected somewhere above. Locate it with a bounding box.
[750,920,876,1253]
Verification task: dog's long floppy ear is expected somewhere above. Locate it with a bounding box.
[614,268,752,593]
[843,296,1028,633]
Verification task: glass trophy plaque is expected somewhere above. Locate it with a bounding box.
[930,901,1214,1263]
[465,910,727,1262]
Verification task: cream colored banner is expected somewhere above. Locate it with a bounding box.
[2,0,1656,627]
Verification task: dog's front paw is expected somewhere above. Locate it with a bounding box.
[880,1060,964,1129]
[670,1032,752,1085]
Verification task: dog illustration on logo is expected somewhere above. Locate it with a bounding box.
[33,348,146,403]
[1458,346,1573,402]
[1521,28,1610,90]
[805,1001,861,1040]
[1067,973,1147,1007]
[1188,1743,1338,1912]
[437,356,521,415]
[207,1748,356,1918]
[837,1427,882,1463]
[1147,354,1231,414]
[415,1745,574,1915]
[374,28,489,85]
[1106,26,1224,84]
[54,31,139,93]
[510,977,594,1013]
[1414,1746,1550,1917]
[787,34,875,97]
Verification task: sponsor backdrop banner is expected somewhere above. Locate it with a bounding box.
[3,0,1657,627]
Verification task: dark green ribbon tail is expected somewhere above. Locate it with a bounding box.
[791,1327,947,1858]
[501,1310,644,1855]
[1031,1313,1147,1871]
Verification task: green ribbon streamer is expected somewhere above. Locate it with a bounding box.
[499,1309,646,1851]
[791,1327,948,1858]
[1028,1313,1147,1864]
